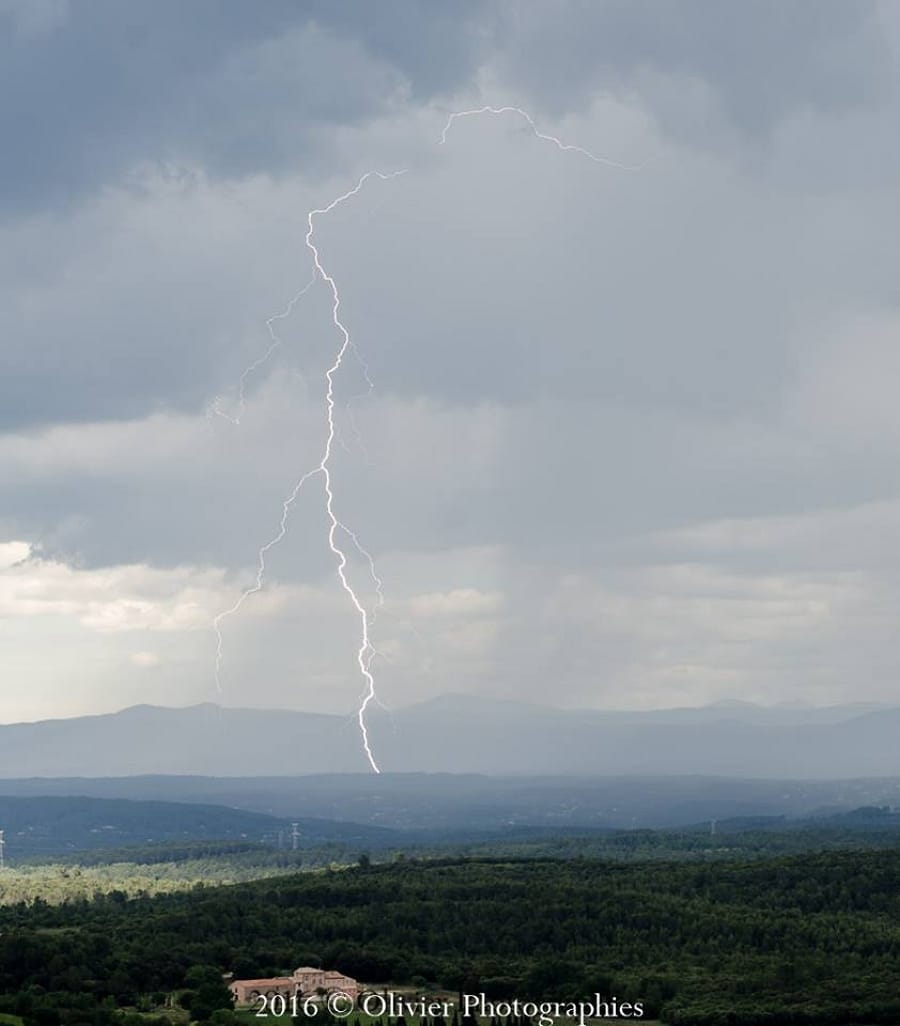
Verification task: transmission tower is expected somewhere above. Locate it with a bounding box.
[0,829,5,869]
[291,823,301,851]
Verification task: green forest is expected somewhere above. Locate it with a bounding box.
[8,813,900,910]
[3,851,900,1026]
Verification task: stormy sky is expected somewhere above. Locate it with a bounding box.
[3,0,900,722]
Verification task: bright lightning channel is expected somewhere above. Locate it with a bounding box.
[213,170,405,774]
[305,171,407,772]
[214,105,636,774]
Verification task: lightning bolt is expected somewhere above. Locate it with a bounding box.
[304,170,406,772]
[213,105,639,774]
[213,169,405,774]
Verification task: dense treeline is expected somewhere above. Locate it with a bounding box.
[3,852,900,1025]
[431,816,900,862]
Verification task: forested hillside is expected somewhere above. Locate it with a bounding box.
[3,853,900,1025]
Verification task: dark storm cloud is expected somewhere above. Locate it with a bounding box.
[2,0,894,436]
[0,0,490,214]
[0,0,495,435]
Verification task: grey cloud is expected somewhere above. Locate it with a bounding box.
[4,3,899,435]
[493,1,891,140]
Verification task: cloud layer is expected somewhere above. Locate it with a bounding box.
[3,2,900,723]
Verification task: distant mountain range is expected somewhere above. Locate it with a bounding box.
[1,694,899,778]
